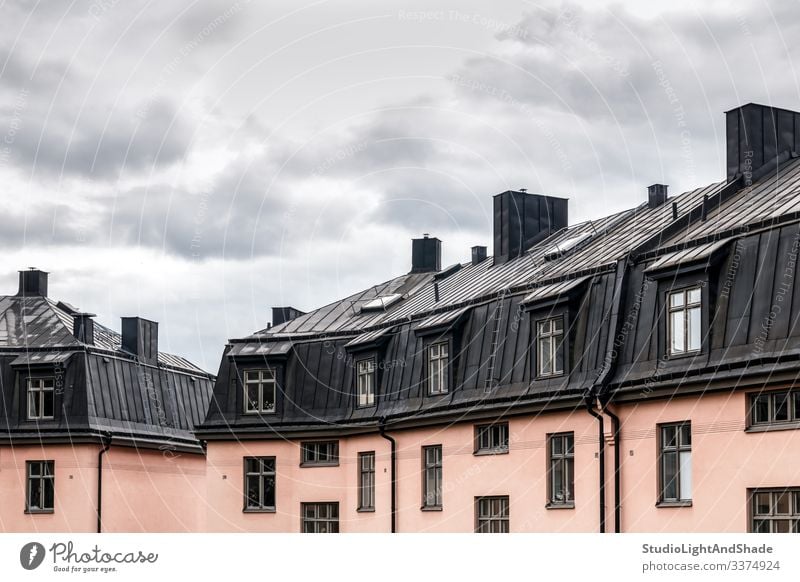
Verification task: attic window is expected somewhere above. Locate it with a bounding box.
[360,294,402,312]
[544,232,593,260]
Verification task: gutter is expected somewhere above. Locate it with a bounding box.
[585,397,606,533]
[602,402,621,534]
[378,417,397,533]
[96,432,112,533]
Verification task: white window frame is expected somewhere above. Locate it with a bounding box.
[537,317,565,378]
[243,369,276,414]
[356,358,376,408]
[27,377,55,420]
[667,287,702,356]
[427,341,449,395]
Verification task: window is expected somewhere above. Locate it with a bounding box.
[751,390,800,427]
[243,369,276,414]
[427,342,449,395]
[751,489,800,533]
[667,287,702,355]
[26,461,54,513]
[301,502,339,533]
[358,452,375,511]
[537,317,565,377]
[475,496,509,533]
[659,422,692,503]
[548,433,574,506]
[244,457,276,511]
[422,445,442,508]
[27,377,54,420]
[356,358,376,408]
[474,422,509,454]
[301,441,339,466]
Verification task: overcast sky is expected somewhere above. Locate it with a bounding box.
[2,0,799,371]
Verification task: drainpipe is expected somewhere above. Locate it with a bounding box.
[585,396,606,534]
[97,432,112,533]
[378,417,397,533]
[602,402,622,533]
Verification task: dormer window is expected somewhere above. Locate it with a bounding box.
[356,358,376,408]
[27,377,54,420]
[537,317,565,378]
[668,287,702,356]
[243,369,276,414]
[427,341,449,395]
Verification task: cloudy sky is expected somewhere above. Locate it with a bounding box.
[2,0,799,370]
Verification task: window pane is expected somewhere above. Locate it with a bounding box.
[680,424,691,447]
[795,492,800,514]
[753,519,770,533]
[775,491,791,515]
[753,395,770,424]
[43,478,54,510]
[754,493,771,515]
[670,311,684,353]
[263,476,275,507]
[28,390,39,418]
[794,392,800,421]
[662,426,677,448]
[246,384,259,411]
[774,393,790,422]
[687,306,701,351]
[774,520,792,533]
[565,458,574,501]
[552,436,563,455]
[679,451,692,500]
[670,291,684,308]
[552,460,564,502]
[662,451,677,500]
[565,434,574,454]
[687,288,701,304]
[245,458,259,473]
[42,391,54,418]
[246,475,259,507]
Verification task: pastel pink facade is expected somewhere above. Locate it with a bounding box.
[0,444,206,533]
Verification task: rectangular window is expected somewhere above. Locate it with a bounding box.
[659,422,692,503]
[358,452,375,511]
[474,422,509,454]
[301,502,339,533]
[301,441,339,466]
[668,287,702,355]
[537,317,565,377]
[427,342,449,395]
[356,358,376,408]
[422,445,443,508]
[243,457,276,511]
[475,496,509,533]
[548,433,575,505]
[26,377,55,420]
[751,488,800,533]
[750,390,800,427]
[243,369,276,414]
[26,460,54,513]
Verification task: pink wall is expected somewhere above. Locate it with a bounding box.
[615,389,800,532]
[0,444,207,533]
[205,410,602,532]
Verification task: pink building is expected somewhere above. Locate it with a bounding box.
[0,269,214,532]
[4,102,800,534]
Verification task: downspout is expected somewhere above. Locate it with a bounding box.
[97,432,112,533]
[585,397,606,534]
[378,417,397,533]
[586,259,629,534]
[602,403,622,534]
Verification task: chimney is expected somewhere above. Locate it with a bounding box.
[493,190,568,265]
[72,313,96,345]
[17,268,48,297]
[726,103,800,182]
[121,317,158,365]
[411,234,441,273]
[647,184,668,208]
[471,245,487,265]
[272,306,305,326]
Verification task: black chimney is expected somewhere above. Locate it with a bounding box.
[272,306,305,326]
[493,191,568,265]
[726,103,800,182]
[411,235,441,273]
[73,313,96,345]
[647,184,668,208]
[17,268,48,297]
[471,245,487,265]
[121,317,158,365]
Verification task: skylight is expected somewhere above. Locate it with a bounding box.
[544,232,593,260]
[360,293,403,312]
